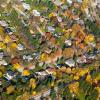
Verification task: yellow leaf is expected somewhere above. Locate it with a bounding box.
[95,87,100,93]
[16,96,22,100]
[81,0,89,11]
[0,26,4,34]
[30,78,36,84]
[0,42,6,49]
[13,63,20,69]
[40,53,49,61]
[32,84,36,89]
[85,34,95,44]
[7,85,15,94]
[0,66,5,72]
[49,12,56,18]
[0,71,3,77]
[22,70,30,76]
[29,78,36,89]
[4,35,11,43]
[32,91,36,96]
[71,31,76,38]
[73,75,80,80]
[51,81,55,87]
[86,74,92,83]
[65,68,72,74]
[10,42,17,49]
[69,82,79,94]
[79,69,89,76]
[22,92,30,100]
[52,71,57,76]
[95,74,100,80]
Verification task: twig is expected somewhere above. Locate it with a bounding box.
[12,4,44,36]
[34,24,45,36]
[7,0,11,4]
[12,5,29,18]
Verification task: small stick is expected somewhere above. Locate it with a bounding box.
[12,5,29,18]
[35,24,45,36]
[7,0,11,4]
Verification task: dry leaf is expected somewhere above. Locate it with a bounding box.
[62,48,74,59]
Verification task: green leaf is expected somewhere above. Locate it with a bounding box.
[91,89,98,99]
[91,71,99,79]
[79,80,93,94]
[77,89,85,100]
[50,88,56,100]
[8,10,21,26]
[63,87,73,100]
[25,0,33,4]
[86,89,98,100]
[85,20,100,37]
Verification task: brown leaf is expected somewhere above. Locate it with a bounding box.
[62,48,74,59]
